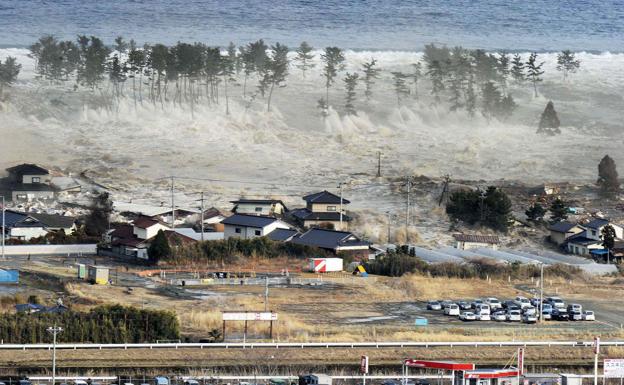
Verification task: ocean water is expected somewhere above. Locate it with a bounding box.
[1,0,624,51]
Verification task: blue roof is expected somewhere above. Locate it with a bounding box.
[585,218,610,229]
[590,249,609,255]
[267,228,299,241]
[222,214,279,228]
[548,221,580,233]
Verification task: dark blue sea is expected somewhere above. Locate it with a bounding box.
[1,0,624,51]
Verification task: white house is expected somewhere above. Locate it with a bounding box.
[230,199,288,217]
[222,214,290,240]
[565,218,624,256]
[583,218,624,240]
[132,216,171,240]
[453,234,500,250]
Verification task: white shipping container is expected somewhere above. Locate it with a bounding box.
[309,258,343,272]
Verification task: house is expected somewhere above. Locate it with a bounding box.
[132,216,171,240]
[113,201,199,227]
[4,164,56,201]
[290,228,371,258]
[291,190,351,230]
[29,212,77,234]
[565,233,603,256]
[582,218,624,240]
[222,214,290,240]
[453,234,500,250]
[1,210,48,240]
[548,221,585,246]
[173,227,224,241]
[230,199,288,217]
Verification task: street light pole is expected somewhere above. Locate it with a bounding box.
[1,196,5,260]
[47,324,63,385]
[539,262,544,324]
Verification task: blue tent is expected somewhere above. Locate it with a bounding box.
[0,269,19,283]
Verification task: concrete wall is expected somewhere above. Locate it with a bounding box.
[0,244,97,256]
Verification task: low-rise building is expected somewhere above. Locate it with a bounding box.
[4,164,56,201]
[230,199,288,217]
[548,221,585,246]
[290,228,370,258]
[453,234,500,250]
[222,214,290,240]
[1,210,76,241]
[291,190,351,230]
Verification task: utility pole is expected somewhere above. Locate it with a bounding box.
[405,176,412,243]
[264,276,269,312]
[170,176,175,228]
[1,196,5,261]
[200,192,205,242]
[539,262,544,324]
[376,151,382,177]
[594,336,600,385]
[339,183,344,230]
[47,324,63,385]
[386,211,392,244]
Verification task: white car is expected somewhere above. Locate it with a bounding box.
[522,313,537,324]
[476,312,491,321]
[514,296,531,309]
[542,310,552,320]
[492,311,507,321]
[459,311,476,321]
[485,297,502,310]
[475,303,491,315]
[546,296,566,309]
[583,311,595,321]
[542,303,553,312]
[444,304,460,316]
[507,310,522,322]
[524,306,537,315]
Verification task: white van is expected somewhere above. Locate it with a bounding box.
[476,303,491,315]
[444,303,460,316]
[514,296,531,309]
[485,298,502,310]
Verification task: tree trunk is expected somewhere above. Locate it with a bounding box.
[267,82,275,112]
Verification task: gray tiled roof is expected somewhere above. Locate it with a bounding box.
[222,214,279,228]
[548,221,580,233]
[302,190,350,204]
[292,228,370,250]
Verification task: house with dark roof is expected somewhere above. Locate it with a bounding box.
[4,164,56,201]
[1,210,74,241]
[230,199,288,217]
[583,218,623,240]
[453,234,500,250]
[291,190,351,230]
[132,216,171,240]
[565,233,603,256]
[548,221,585,246]
[267,228,299,242]
[559,217,624,256]
[222,214,291,240]
[291,228,371,257]
[108,222,194,261]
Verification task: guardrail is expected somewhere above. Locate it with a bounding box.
[0,340,622,350]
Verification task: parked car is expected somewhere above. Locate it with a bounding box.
[522,313,537,324]
[523,306,537,315]
[507,310,522,322]
[492,311,507,321]
[546,297,566,309]
[570,311,583,321]
[567,303,582,313]
[502,300,518,309]
[485,297,502,310]
[427,301,442,310]
[514,296,531,309]
[476,313,491,321]
[444,304,460,316]
[440,300,453,309]
[530,297,541,307]
[552,309,569,321]
[583,311,596,321]
[542,303,553,312]
[458,301,472,310]
[476,303,491,315]
[459,311,477,321]
[542,310,552,320]
[471,299,484,309]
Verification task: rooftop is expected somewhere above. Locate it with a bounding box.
[133,216,163,229]
[30,212,75,228]
[291,208,352,222]
[585,218,610,229]
[548,221,581,233]
[6,164,49,176]
[292,228,369,250]
[302,190,350,204]
[222,213,280,228]
[267,228,299,242]
[453,234,500,244]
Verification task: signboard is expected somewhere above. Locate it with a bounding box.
[222,312,278,321]
[518,348,524,375]
[594,336,600,355]
[360,355,369,374]
[604,359,624,378]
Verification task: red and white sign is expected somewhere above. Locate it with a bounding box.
[310,258,343,273]
[518,348,525,375]
[464,370,519,379]
[594,337,600,355]
[404,360,475,371]
[360,355,369,374]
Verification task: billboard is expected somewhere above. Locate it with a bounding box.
[604,359,624,378]
[222,312,278,321]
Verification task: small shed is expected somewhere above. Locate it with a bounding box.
[77,264,87,279]
[87,265,110,285]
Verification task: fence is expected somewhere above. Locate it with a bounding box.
[0,244,97,256]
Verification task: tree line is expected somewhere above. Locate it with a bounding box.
[16,34,583,121]
[1,304,179,343]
